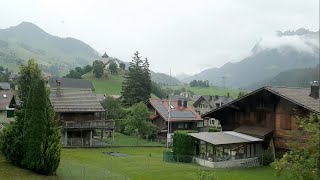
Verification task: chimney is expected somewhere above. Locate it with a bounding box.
[183,99,187,108]
[209,96,212,101]
[56,79,62,96]
[178,99,182,107]
[309,81,319,99]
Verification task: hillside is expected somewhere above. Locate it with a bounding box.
[183,28,319,88]
[82,72,125,95]
[247,65,320,90]
[83,70,240,98]
[164,85,243,99]
[0,22,100,74]
[151,71,181,85]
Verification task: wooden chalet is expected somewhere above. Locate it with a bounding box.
[49,79,114,147]
[202,85,320,156]
[147,99,206,136]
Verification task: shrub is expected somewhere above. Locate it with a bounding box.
[259,150,274,166]
[172,131,194,163]
[208,127,221,132]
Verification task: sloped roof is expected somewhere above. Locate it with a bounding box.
[102,52,109,58]
[189,131,262,145]
[266,86,319,113]
[0,90,15,110]
[148,99,203,122]
[234,126,274,139]
[48,77,95,91]
[50,88,104,112]
[193,95,233,108]
[203,86,320,117]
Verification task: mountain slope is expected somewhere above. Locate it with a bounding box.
[151,71,181,85]
[0,22,100,72]
[247,65,320,89]
[183,28,319,89]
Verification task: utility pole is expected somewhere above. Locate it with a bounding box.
[167,68,172,149]
[221,76,227,88]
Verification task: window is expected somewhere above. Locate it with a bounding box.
[209,118,220,127]
[178,122,184,128]
[280,115,291,130]
[197,121,204,127]
[184,123,188,128]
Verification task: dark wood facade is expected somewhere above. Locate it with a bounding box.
[50,88,114,147]
[203,87,319,153]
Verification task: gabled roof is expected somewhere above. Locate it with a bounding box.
[102,52,109,58]
[147,99,203,122]
[50,88,104,112]
[48,77,95,91]
[0,90,15,110]
[202,86,320,117]
[193,95,233,108]
[0,82,10,90]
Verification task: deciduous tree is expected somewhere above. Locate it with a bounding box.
[92,60,105,78]
[271,114,320,180]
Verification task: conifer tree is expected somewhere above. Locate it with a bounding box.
[142,58,152,100]
[0,59,61,175]
[0,59,42,166]
[121,51,151,106]
[21,78,61,175]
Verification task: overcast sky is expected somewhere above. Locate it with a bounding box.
[0,0,319,75]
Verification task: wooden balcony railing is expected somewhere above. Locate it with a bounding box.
[64,120,114,129]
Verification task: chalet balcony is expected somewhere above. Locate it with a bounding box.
[63,120,114,130]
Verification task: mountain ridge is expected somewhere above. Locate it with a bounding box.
[183,28,319,89]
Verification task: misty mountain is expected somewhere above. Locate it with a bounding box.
[0,22,100,71]
[151,71,181,85]
[183,28,319,89]
[175,73,191,81]
[247,65,320,90]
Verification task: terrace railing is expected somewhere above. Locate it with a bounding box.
[64,120,114,129]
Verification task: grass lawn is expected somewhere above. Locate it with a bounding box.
[164,85,244,99]
[103,132,164,146]
[83,71,125,95]
[82,70,244,99]
[0,147,289,180]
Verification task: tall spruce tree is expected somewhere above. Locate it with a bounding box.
[0,59,61,175]
[0,59,42,166]
[142,58,152,100]
[21,78,61,175]
[121,51,151,106]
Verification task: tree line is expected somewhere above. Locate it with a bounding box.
[190,80,210,87]
[64,58,126,79]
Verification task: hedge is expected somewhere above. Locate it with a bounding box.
[172,131,194,163]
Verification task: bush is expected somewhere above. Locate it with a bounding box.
[259,150,274,166]
[172,131,194,163]
[208,127,221,132]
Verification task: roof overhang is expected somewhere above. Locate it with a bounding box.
[189,131,263,145]
[202,86,320,118]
